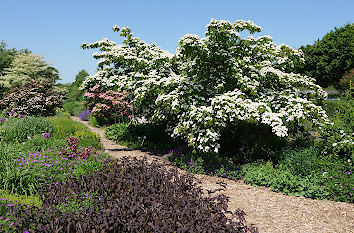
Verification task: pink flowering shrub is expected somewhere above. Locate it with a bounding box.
[83,84,133,125]
[0,79,63,117]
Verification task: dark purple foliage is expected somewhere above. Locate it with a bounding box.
[5,157,258,232]
[79,110,90,121]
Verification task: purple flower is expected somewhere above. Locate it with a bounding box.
[19,115,24,118]
[42,132,51,139]
[79,110,90,121]
[10,108,16,116]
[0,117,5,123]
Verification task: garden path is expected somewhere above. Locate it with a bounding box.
[71,117,354,233]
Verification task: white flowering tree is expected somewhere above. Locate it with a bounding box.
[81,19,330,153]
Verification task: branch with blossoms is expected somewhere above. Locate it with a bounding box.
[83,84,133,125]
[80,19,335,153]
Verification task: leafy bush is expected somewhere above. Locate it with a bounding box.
[105,122,181,152]
[54,107,71,118]
[278,147,320,177]
[169,149,243,180]
[0,78,63,117]
[2,158,257,232]
[241,161,329,200]
[0,116,53,142]
[317,158,353,203]
[318,89,353,160]
[70,130,101,149]
[89,115,100,127]
[83,85,132,125]
[58,136,98,159]
[62,100,84,116]
[49,116,101,149]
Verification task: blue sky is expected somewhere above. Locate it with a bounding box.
[1,0,353,84]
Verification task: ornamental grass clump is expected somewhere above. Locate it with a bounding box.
[2,157,257,232]
[0,116,53,143]
[81,19,330,154]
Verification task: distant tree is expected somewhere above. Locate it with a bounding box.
[297,23,354,89]
[73,69,89,87]
[0,53,60,88]
[0,41,17,76]
[67,69,89,101]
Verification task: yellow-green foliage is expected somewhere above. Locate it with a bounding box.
[0,189,42,208]
[48,116,91,138]
[71,130,101,148]
[47,116,101,148]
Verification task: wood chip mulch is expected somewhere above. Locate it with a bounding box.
[72,117,354,233]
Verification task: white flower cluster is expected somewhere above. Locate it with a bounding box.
[81,19,330,153]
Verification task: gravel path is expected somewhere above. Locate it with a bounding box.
[72,117,354,233]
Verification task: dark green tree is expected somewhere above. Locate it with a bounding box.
[0,41,16,76]
[297,23,354,89]
[67,69,89,101]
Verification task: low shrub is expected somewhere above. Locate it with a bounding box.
[48,116,101,147]
[317,158,353,203]
[105,122,182,152]
[318,89,353,160]
[83,85,132,125]
[218,123,289,164]
[0,116,53,143]
[54,108,71,118]
[0,79,63,117]
[241,161,329,200]
[89,115,100,127]
[0,190,42,215]
[62,100,84,116]
[2,158,257,232]
[70,130,101,149]
[278,147,321,177]
[169,149,243,180]
[241,156,353,203]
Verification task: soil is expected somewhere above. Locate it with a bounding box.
[72,117,354,233]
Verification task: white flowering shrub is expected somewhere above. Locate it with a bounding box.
[81,19,331,153]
